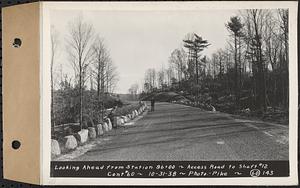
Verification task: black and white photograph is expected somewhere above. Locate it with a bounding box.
[42,1,297,184]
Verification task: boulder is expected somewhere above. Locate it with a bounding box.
[96,124,104,136]
[78,129,89,144]
[121,116,129,123]
[105,118,112,130]
[88,127,97,139]
[108,122,112,130]
[131,111,136,119]
[126,114,131,121]
[51,139,61,157]
[134,110,139,116]
[102,122,109,132]
[64,135,78,150]
[242,108,251,113]
[115,117,124,126]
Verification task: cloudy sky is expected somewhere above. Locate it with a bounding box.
[50,8,238,94]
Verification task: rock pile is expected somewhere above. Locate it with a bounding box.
[51,102,149,158]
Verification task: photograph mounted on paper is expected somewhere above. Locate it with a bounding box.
[40,1,298,184]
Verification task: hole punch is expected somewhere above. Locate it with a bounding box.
[12,140,21,150]
[12,38,22,48]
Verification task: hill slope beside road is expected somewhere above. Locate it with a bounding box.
[65,102,288,161]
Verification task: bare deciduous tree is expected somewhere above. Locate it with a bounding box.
[106,61,118,93]
[66,16,94,128]
[169,48,187,87]
[144,68,157,92]
[157,65,166,91]
[128,83,139,100]
[51,25,59,128]
[91,36,109,120]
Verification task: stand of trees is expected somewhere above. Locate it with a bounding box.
[51,16,119,128]
[142,9,289,117]
[128,83,139,100]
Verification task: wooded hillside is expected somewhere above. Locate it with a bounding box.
[141,9,289,123]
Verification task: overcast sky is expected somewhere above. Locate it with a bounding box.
[50,9,238,94]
